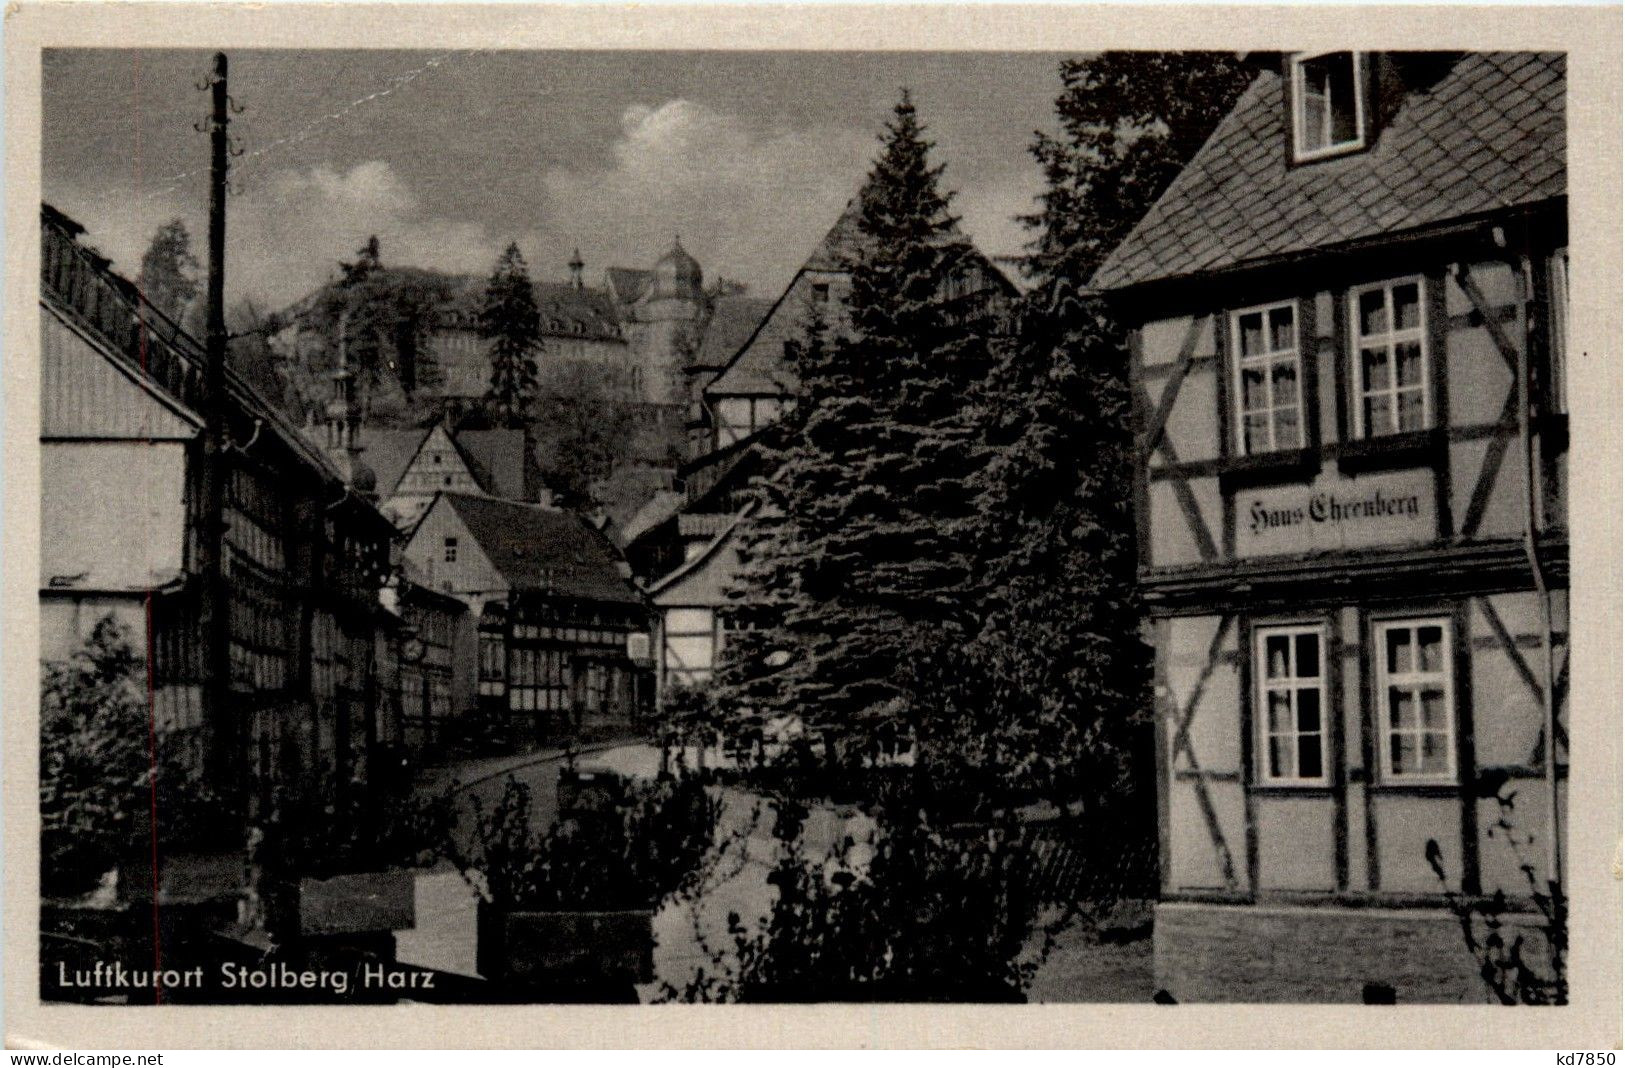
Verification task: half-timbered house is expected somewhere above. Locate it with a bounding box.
[401,492,652,741]
[1093,52,1568,1002]
[40,203,400,845]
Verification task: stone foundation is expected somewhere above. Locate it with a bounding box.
[1153,900,1547,1003]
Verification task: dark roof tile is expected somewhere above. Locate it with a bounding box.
[441,493,642,605]
[1094,52,1566,290]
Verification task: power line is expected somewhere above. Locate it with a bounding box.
[145,48,488,201]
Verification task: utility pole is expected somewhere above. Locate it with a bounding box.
[197,52,233,787]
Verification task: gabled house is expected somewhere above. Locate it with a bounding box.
[401,492,652,738]
[40,203,400,835]
[1093,52,1568,1002]
[363,418,543,529]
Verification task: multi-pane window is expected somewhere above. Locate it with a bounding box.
[1291,52,1366,161]
[664,607,719,684]
[1549,248,1569,414]
[507,645,569,713]
[1353,278,1429,438]
[1377,619,1455,781]
[1255,625,1328,784]
[1233,302,1303,455]
[444,536,458,563]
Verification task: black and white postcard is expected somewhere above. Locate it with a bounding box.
[4,1,1620,1050]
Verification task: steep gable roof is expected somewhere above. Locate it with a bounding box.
[364,427,434,498]
[457,428,531,500]
[693,295,775,370]
[1092,52,1567,291]
[605,267,653,305]
[438,493,643,605]
[803,197,868,271]
[707,197,1014,399]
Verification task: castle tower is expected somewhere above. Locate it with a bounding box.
[324,313,376,497]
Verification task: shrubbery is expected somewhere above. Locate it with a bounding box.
[457,773,720,912]
[40,616,229,899]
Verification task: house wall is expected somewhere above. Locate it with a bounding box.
[402,499,508,609]
[1139,254,1565,571]
[41,441,189,591]
[652,525,744,690]
[1135,239,1568,1003]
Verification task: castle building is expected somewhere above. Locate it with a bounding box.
[274,240,760,450]
[1092,51,1568,1002]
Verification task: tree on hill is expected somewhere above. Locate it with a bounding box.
[528,358,644,510]
[917,52,1256,812]
[478,242,543,428]
[311,237,450,424]
[716,91,998,751]
[136,218,200,326]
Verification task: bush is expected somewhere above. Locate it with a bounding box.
[668,797,1044,1003]
[458,773,720,912]
[1426,786,1567,1005]
[39,617,229,898]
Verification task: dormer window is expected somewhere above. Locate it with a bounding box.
[1290,51,1367,162]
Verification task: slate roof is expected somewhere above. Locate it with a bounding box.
[803,197,868,271]
[439,493,643,605]
[1092,52,1567,291]
[707,290,805,397]
[457,428,532,500]
[605,267,653,305]
[42,205,392,537]
[694,295,775,370]
[707,197,1013,398]
[364,427,434,498]
[441,276,623,342]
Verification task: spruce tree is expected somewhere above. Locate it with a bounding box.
[717,92,996,749]
[479,242,543,428]
[916,53,1255,811]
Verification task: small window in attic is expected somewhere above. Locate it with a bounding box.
[1291,51,1367,162]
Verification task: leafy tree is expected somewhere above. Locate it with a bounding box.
[529,358,644,509]
[40,617,225,899]
[136,218,200,325]
[311,237,450,425]
[479,242,543,428]
[918,53,1256,811]
[1026,52,1257,282]
[717,92,996,746]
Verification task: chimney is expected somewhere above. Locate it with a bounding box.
[569,248,585,290]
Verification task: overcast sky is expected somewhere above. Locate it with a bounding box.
[43,49,1072,310]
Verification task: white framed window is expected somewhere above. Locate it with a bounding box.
[1549,248,1569,414]
[443,536,458,563]
[664,606,719,683]
[1376,618,1456,782]
[1351,277,1430,438]
[1255,624,1329,785]
[1232,301,1304,455]
[1290,52,1367,162]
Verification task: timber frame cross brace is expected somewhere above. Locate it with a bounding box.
[1165,613,1242,890]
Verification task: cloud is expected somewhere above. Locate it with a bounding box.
[51,160,520,311]
[538,99,874,294]
[47,100,1045,312]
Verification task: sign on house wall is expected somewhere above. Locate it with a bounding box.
[1235,468,1436,559]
